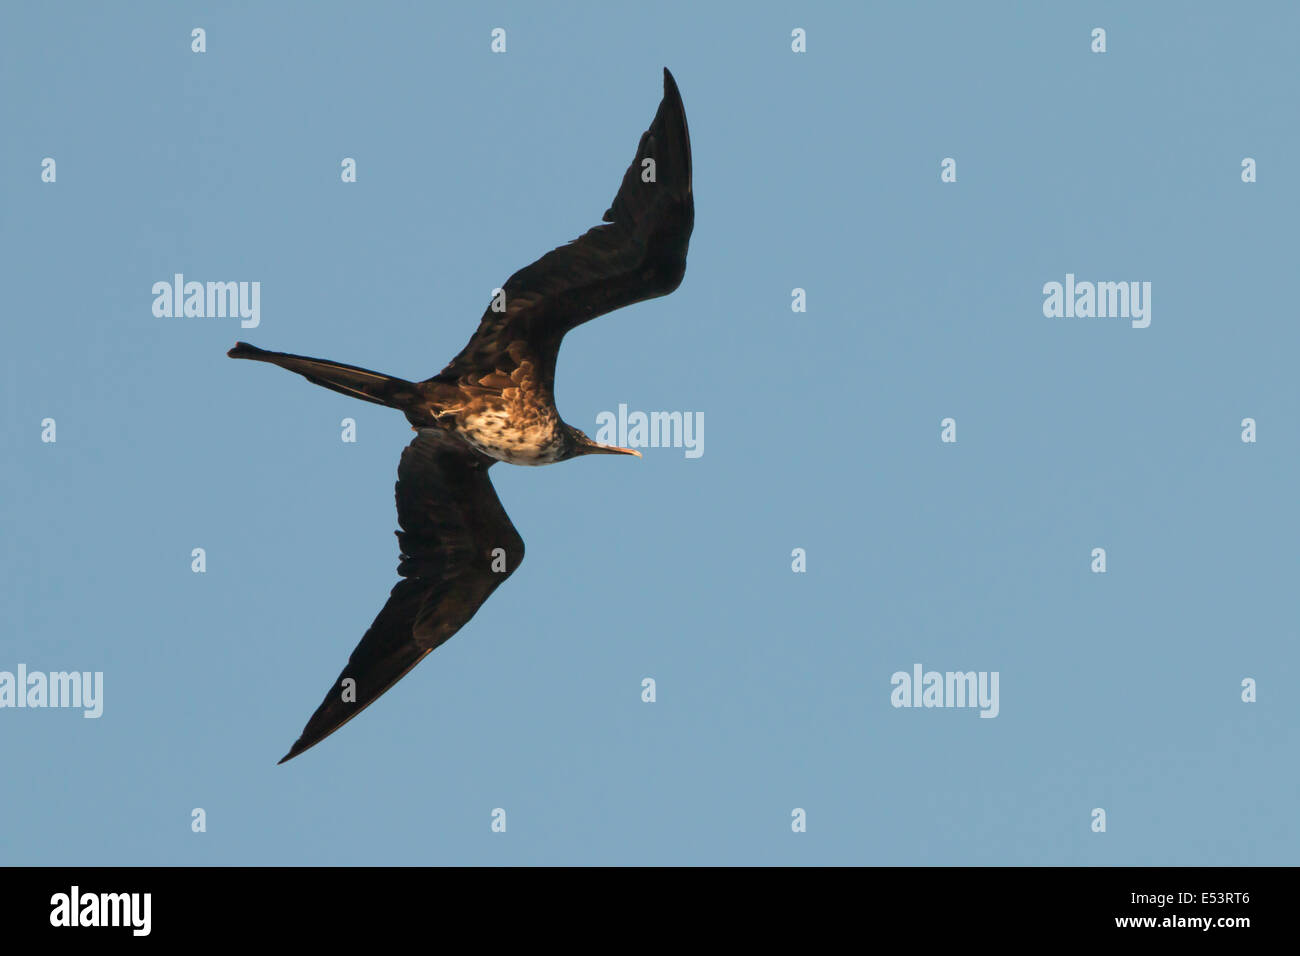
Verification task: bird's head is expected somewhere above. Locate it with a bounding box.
[561,424,642,461]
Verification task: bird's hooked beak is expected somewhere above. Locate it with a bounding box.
[572,428,642,458]
[583,439,642,458]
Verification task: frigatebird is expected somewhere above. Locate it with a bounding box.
[229,68,693,763]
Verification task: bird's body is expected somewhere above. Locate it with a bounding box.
[454,401,568,466]
[425,364,571,466]
[228,69,693,763]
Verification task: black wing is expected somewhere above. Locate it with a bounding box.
[278,429,525,764]
[433,67,694,389]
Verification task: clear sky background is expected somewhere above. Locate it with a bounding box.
[2,2,1296,865]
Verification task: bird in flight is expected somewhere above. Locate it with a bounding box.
[229,68,693,764]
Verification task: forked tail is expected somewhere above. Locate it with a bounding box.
[228,342,419,410]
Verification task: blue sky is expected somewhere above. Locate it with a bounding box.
[2,1,1296,865]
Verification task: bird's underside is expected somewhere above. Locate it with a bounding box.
[228,68,694,763]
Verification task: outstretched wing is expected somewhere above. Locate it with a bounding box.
[278,429,525,764]
[434,67,694,389]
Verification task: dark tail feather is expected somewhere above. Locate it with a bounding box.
[228,342,419,410]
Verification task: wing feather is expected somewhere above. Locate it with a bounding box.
[433,68,693,389]
[278,430,524,763]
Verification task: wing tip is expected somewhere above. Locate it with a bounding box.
[278,731,318,764]
[659,68,690,189]
[662,67,681,102]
